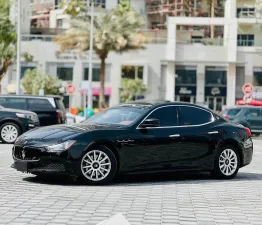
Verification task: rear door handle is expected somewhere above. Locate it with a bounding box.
[169,134,180,138]
[208,131,219,134]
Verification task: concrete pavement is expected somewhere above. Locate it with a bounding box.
[0,140,262,225]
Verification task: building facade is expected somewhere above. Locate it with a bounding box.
[3,0,262,111]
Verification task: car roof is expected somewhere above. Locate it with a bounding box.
[119,101,211,112]
[0,94,62,99]
[226,105,262,110]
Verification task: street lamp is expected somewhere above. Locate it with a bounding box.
[87,1,94,109]
[16,0,21,95]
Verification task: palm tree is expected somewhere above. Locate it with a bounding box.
[55,0,148,108]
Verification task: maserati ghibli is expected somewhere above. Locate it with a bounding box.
[12,101,253,184]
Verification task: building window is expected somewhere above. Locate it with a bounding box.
[176,66,197,85]
[237,34,254,46]
[21,66,35,78]
[84,68,101,82]
[237,8,255,18]
[57,19,63,28]
[121,66,143,80]
[57,67,73,81]
[205,67,227,86]
[254,71,262,86]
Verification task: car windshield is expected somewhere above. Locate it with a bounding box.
[83,107,146,126]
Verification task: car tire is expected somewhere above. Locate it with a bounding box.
[212,145,240,179]
[80,146,118,185]
[0,122,21,144]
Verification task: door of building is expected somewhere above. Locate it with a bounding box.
[205,97,226,112]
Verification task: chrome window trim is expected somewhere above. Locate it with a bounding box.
[136,105,215,129]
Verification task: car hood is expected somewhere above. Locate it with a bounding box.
[15,123,124,146]
[0,107,36,115]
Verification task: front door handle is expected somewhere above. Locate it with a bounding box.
[208,131,219,134]
[169,134,180,138]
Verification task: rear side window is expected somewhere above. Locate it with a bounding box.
[0,97,27,110]
[179,106,213,126]
[246,108,261,117]
[227,108,242,117]
[28,99,55,111]
[55,98,65,111]
[147,106,178,127]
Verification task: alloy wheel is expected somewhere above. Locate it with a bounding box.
[219,149,238,176]
[1,125,18,143]
[81,150,112,181]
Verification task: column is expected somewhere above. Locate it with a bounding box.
[245,55,253,84]
[166,20,176,61]
[72,60,83,108]
[227,64,236,107]
[109,62,121,107]
[165,62,175,101]
[196,64,205,105]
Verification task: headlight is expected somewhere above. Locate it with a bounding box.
[16,113,32,119]
[46,140,76,152]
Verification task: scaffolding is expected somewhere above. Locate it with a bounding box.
[146,0,224,30]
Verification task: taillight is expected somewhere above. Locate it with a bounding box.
[224,115,229,119]
[245,127,252,136]
[57,110,61,124]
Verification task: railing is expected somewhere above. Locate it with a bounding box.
[177,38,224,46]
[237,40,262,47]
[30,27,66,35]
[237,10,256,18]
[21,29,168,44]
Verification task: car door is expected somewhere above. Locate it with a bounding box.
[121,106,182,172]
[27,98,58,126]
[245,108,262,132]
[173,106,217,170]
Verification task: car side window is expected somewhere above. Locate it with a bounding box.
[179,106,213,126]
[28,99,55,111]
[246,109,260,117]
[146,106,178,127]
[0,98,27,110]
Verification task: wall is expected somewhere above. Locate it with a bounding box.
[237,0,256,8]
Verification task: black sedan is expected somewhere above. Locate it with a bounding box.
[12,101,253,184]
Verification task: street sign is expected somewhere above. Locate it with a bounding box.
[242,83,253,94]
[66,84,76,95]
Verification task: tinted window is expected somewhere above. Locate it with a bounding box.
[147,106,178,127]
[0,97,27,110]
[227,108,242,117]
[28,99,55,111]
[246,109,260,117]
[179,106,213,126]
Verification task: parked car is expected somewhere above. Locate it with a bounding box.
[12,101,253,184]
[222,106,262,136]
[0,106,39,143]
[0,95,66,126]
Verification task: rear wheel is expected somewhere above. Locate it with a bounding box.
[80,146,117,185]
[0,122,21,144]
[212,145,240,179]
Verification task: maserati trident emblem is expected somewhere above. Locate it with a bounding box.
[22,150,26,159]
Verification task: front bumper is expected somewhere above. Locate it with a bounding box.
[12,145,79,176]
[241,137,253,167]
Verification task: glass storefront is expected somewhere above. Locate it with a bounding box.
[175,66,197,103]
[205,67,227,112]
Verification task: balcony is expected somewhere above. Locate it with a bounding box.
[22,29,168,44]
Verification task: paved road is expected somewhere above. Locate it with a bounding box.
[0,141,262,225]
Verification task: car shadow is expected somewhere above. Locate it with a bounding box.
[22,171,262,186]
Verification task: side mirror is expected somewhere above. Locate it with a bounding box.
[140,118,160,128]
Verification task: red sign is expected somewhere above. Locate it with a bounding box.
[242,83,253,94]
[66,84,76,95]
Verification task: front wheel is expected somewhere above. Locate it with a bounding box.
[0,122,21,144]
[80,146,118,185]
[212,146,240,179]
